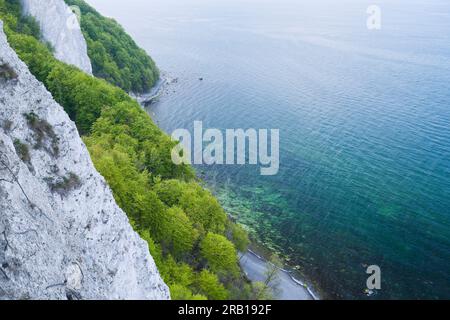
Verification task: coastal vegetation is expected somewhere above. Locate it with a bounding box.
[0,0,260,300]
[64,0,159,93]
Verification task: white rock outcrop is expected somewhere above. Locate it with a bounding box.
[20,0,93,74]
[0,22,170,300]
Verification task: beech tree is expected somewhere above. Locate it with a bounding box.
[194,270,229,300]
[200,233,239,277]
[159,207,199,258]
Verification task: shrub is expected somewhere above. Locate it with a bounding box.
[47,172,82,196]
[23,112,59,156]
[0,63,18,82]
[13,139,31,164]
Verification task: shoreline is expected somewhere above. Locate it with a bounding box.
[130,71,174,106]
[240,248,320,300]
[243,239,323,300]
[140,74,322,301]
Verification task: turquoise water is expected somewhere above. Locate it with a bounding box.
[87,0,450,299]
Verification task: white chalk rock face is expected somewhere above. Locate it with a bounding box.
[0,22,170,300]
[20,0,93,74]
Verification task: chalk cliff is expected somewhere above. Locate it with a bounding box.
[0,22,169,300]
[20,0,92,74]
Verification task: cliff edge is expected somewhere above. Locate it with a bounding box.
[0,21,169,300]
[20,0,92,74]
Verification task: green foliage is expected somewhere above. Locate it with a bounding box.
[160,207,199,258]
[64,0,159,93]
[143,234,203,300]
[160,256,195,289]
[84,141,168,230]
[7,33,56,82]
[16,14,40,39]
[0,62,18,81]
[194,270,229,300]
[169,284,207,300]
[146,234,229,301]
[0,0,40,39]
[46,172,82,196]
[23,112,59,156]
[1,0,253,300]
[89,102,194,179]
[200,233,239,277]
[13,139,30,163]
[179,184,228,235]
[153,179,185,207]
[251,282,274,300]
[228,222,250,252]
[155,179,228,234]
[47,64,130,134]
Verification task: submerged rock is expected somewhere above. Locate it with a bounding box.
[20,0,92,74]
[0,22,169,300]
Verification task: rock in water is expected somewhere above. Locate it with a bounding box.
[0,21,170,300]
[20,0,93,74]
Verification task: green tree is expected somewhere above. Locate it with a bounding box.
[89,102,194,179]
[194,270,229,300]
[154,179,228,234]
[160,207,199,258]
[228,222,250,252]
[179,184,228,234]
[153,179,185,207]
[251,282,273,300]
[200,233,239,277]
[170,284,207,300]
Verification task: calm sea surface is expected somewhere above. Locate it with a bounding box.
[87,0,450,299]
